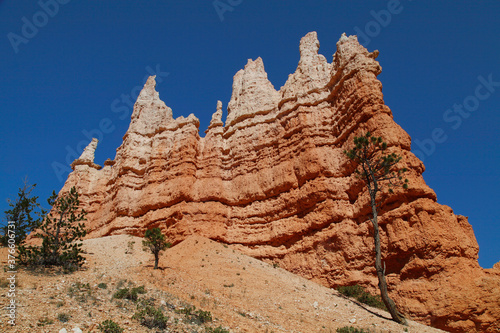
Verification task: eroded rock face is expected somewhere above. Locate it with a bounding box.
[60,32,499,332]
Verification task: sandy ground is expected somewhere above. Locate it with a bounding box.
[0,235,445,332]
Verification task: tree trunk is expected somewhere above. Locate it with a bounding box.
[369,190,407,325]
[154,252,159,269]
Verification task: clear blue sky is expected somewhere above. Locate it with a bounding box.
[1,1,498,268]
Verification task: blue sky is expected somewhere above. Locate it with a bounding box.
[0,1,498,268]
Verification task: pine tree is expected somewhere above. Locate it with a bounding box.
[344,132,408,325]
[19,187,88,271]
[142,228,171,269]
[1,180,42,246]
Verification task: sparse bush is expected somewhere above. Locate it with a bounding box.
[98,282,108,289]
[57,313,70,322]
[114,285,146,302]
[114,288,133,300]
[68,281,92,303]
[336,327,370,333]
[194,309,213,324]
[337,284,363,297]
[98,319,124,333]
[37,316,54,326]
[125,240,135,254]
[206,326,230,333]
[133,285,146,294]
[133,304,169,329]
[177,305,212,325]
[116,279,127,289]
[337,285,386,311]
[176,305,195,316]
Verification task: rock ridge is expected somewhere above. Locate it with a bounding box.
[58,32,500,333]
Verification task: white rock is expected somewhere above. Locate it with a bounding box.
[280,31,332,107]
[78,138,98,163]
[226,57,280,127]
[313,301,319,309]
[128,76,173,136]
[70,138,102,170]
[59,329,68,333]
[72,328,83,333]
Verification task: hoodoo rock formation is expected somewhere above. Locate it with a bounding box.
[60,32,499,332]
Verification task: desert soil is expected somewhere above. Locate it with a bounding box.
[0,235,446,332]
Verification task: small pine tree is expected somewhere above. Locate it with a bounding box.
[344,132,408,325]
[1,180,42,246]
[142,228,170,269]
[19,187,88,271]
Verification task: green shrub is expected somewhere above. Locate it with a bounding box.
[113,285,146,301]
[176,305,212,325]
[114,288,132,300]
[98,319,124,333]
[336,327,370,333]
[357,291,386,310]
[206,326,230,333]
[133,305,169,329]
[176,305,195,316]
[98,282,107,289]
[194,309,213,324]
[57,313,70,322]
[68,281,92,303]
[37,316,54,326]
[337,285,364,298]
[132,285,146,294]
[337,285,387,311]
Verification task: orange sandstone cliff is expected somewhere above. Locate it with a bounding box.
[60,32,500,332]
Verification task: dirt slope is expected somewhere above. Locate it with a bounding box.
[1,235,445,332]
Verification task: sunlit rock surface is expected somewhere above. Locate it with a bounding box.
[60,32,500,333]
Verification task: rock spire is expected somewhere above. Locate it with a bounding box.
[58,32,500,333]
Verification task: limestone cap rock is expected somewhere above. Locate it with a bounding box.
[126,75,173,136]
[70,138,101,170]
[226,57,280,127]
